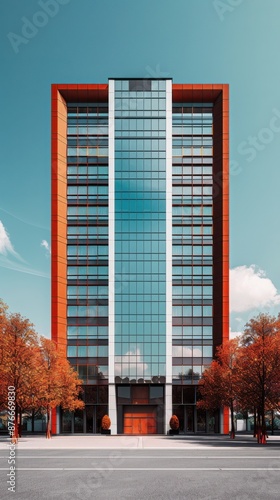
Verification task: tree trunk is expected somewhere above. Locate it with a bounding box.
[245,411,248,432]
[256,410,267,444]
[271,410,274,436]
[18,409,22,438]
[253,408,257,437]
[11,403,19,444]
[256,411,261,443]
[32,410,35,433]
[46,408,52,439]
[260,406,267,444]
[230,400,235,439]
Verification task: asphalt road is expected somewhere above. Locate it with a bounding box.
[1,447,280,500]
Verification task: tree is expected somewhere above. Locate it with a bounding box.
[0,300,84,441]
[37,338,84,438]
[237,314,280,444]
[0,300,40,443]
[240,313,280,347]
[197,339,240,438]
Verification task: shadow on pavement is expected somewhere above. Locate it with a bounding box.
[162,433,280,447]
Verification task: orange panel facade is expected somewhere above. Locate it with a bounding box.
[51,86,68,354]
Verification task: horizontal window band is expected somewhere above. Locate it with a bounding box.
[67,221,108,226]
[67,299,108,306]
[67,260,109,267]
[172,339,212,345]
[172,280,213,285]
[172,240,213,246]
[172,358,206,365]
[172,299,213,306]
[67,318,108,326]
[66,357,108,364]
[67,261,108,267]
[67,219,109,223]
[67,279,108,286]
[172,260,213,266]
[68,198,108,203]
[67,339,108,345]
[67,180,108,186]
[67,157,108,164]
[172,318,213,326]
[67,239,108,245]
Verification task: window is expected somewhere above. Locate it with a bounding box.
[129,80,152,91]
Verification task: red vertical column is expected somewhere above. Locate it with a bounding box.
[213,85,229,435]
[51,86,67,434]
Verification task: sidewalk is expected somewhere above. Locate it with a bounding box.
[1,433,280,450]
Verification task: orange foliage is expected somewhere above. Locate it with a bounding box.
[198,314,280,444]
[169,415,179,430]
[237,314,280,443]
[101,415,111,430]
[198,339,240,438]
[0,300,40,442]
[38,337,84,438]
[0,300,84,441]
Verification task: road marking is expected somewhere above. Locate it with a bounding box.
[0,456,279,459]
[0,467,280,471]
[0,450,276,453]
[137,437,143,449]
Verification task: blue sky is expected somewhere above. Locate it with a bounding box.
[1,0,280,337]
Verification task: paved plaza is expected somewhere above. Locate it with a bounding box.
[1,432,280,450]
[1,434,280,499]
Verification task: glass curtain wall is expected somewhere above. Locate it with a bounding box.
[172,103,214,430]
[114,79,167,383]
[66,103,109,398]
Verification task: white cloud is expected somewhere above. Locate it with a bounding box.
[230,265,280,313]
[41,239,51,255]
[115,348,148,377]
[0,220,24,262]
[0,220,16,256]
[0,220,48,278]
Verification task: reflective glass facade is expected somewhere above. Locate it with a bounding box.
[51,80,229,435]
[114,79,167,382]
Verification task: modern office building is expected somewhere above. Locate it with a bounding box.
[51,79,229,435]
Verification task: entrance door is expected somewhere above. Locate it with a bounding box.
[123,406,157,435]
[86,406,94,433]
[186,406,194,432]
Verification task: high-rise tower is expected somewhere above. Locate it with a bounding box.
[51,79,229,434]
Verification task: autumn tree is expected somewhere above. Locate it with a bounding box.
[0,300,84,441]
[198,314,280,445]
[37,338,84,438]
[237,314,280,444]
[0,300,41,443]
[197,339,240,438]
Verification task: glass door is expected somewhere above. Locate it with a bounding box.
[86,406,94,433]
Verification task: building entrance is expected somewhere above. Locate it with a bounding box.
[116,385,165,434]
[123,406,157,434]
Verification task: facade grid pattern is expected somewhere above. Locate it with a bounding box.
[51,80,229,435]
[114,79,167,382]
[66,103,109,383]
